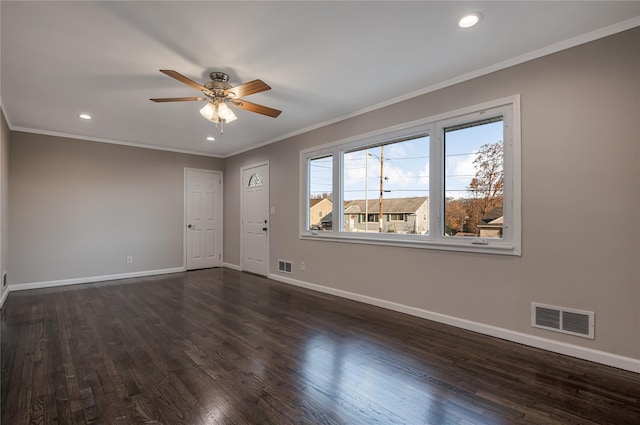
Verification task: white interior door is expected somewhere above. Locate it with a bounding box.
[186,169,222,270]
[241,163,269,276]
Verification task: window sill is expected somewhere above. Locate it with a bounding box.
[300,232,520,256]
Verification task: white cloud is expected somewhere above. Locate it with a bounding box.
[445,153,476,198]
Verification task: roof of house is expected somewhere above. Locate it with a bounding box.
[478,216,504,228]
[320,212,332,223]
[482,206,503,222]
[310,198,331,208]
[488,216,503,224]
[343,197,428,214]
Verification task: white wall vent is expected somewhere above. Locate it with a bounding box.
[278,260,292,274]
[531,303,594,339]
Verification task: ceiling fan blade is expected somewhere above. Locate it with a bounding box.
[150,97,207,102]
[159,70,213,95]
[232,99,281,118]
[225,79,271,98]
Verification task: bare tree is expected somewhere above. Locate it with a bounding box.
[310,192,333,202]
[466,142,504,234]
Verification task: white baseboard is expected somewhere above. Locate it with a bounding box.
[5,267,186,296]
[0,287,9,308]
[223,262,241,271]
[268,272,640,374]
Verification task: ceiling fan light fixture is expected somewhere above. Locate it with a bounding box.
[217,102,237,123]
[200,102,217,121]
[200,101,237,124]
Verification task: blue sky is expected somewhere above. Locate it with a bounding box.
[310,120,503,201]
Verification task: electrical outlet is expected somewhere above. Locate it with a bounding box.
[300,261,305,271]
[126,256,133,264]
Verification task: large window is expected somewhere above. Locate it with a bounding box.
[301,96,521,255]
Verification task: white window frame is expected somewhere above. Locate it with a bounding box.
[299,95,521,256]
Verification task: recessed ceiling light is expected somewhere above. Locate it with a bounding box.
[78,113,92,120]
[206,136,215,141]
[458,13,482,28]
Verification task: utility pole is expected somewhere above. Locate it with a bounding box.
[364,150,368,232]
[378,146,384,233]
[368,148,386,233]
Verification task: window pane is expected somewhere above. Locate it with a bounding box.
[342,135,429,234]
[444,118,504,238]
[248,173,263,187]
[389,213,405,221]
[308,155,333,231]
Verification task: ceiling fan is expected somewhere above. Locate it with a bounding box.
[150,70,281,132]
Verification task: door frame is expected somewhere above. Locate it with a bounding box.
[184,168,223,270]
[240,161,270,275]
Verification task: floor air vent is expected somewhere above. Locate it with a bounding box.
[278,260,292,274]
[532,303,594,339]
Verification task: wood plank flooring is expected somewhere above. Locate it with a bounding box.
[2,268,639,424]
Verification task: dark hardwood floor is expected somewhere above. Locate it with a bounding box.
[2,268,639,425]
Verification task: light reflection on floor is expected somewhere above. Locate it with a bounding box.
[301,334,473,424]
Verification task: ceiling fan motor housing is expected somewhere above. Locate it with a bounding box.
[205,72,233,98]
[209,72,229,82]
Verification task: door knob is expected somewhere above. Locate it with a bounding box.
[262,227,268,231]
[187,224,193,228]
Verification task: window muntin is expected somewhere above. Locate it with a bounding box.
[300,96,520,255]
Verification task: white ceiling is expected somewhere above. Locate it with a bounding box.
[2,1,639,157]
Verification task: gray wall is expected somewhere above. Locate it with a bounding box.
[1,107,8,425]
[224,28,640,359]
[1,108,8,300]
[9,132,223,284]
